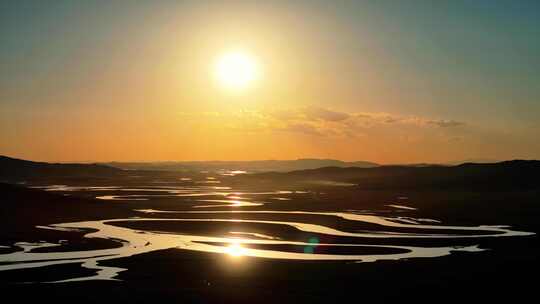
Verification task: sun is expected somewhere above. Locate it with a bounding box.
[215,51,259,90]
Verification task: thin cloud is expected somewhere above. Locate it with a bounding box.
[303,106,350,122]
[427,120,465,128]
[179,107,466,136]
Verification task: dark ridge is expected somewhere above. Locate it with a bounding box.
[0,155,123,182]
[235,160,540,190]
[102,158,379,172]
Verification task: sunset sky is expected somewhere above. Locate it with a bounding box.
[1,0,539,163]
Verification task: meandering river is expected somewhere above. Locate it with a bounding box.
[0,183,534,283]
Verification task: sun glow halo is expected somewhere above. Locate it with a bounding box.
[215,51,259,90]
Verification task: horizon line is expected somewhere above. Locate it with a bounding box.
[0,154,524,166]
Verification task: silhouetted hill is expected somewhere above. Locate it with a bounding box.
[238,160,540,190]
[0,155,123,182]
[446,158,501,165]
[103,158,379,172]
[3,155,539,190]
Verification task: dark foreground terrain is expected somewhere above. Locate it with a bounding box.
[0,157,539,303]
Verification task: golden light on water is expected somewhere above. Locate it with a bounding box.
[215,51,260,91]
[225,242,247,257]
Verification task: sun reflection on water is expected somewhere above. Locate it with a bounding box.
[225,242,247,257]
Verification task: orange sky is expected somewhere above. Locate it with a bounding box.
[1,1,539,163]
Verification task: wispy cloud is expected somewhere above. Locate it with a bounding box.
[179,106,466,137]
[303,107,350,122]
[426,120,465,128]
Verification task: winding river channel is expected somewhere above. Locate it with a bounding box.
[0,183,534,283]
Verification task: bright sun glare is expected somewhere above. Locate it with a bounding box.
[225,242,247,257]
[215,51,259,90]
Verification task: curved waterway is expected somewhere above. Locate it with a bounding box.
[3,184,534,283]
[0,210,534,283]
[34,185,304,207]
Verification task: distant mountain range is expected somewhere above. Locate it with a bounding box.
[2,155,539,190]
[445,158,502,166]
[101,159,380,172]
[238,160,540,190]
[0,155,122,182]
[0,156,379,182]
